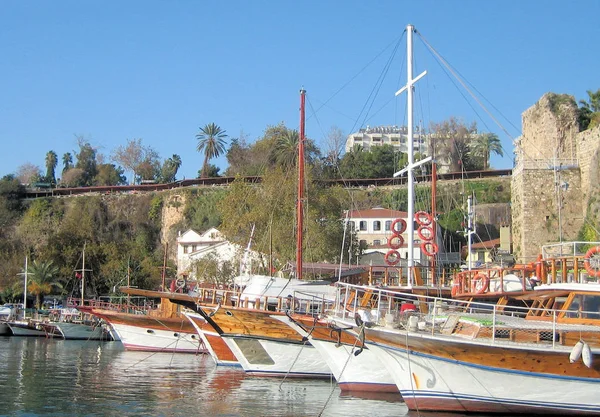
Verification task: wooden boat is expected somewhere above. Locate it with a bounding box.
[78,298,206,353]
[122,286,332,378]
[329,280,600,414]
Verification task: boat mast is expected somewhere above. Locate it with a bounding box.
[81,242,86,305]
[394,25,428,287]
[296,88,306,280]
[23,256,28,316]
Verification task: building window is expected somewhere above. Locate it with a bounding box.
[359,221,367,231]
[385,220,392,231]
[192,245,197,252]
[183,245,189,254]
[477,251,486,262]
[373,221,381,231]
[373,239,381,246]
[348,221,355,230]
[359,239,367,247]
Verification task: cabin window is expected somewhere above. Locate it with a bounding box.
[359,221,367,231]
[579,294,600,319]
[373,221,381,231]
[385,220,392,231]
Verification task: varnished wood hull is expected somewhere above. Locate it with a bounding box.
[361,324,600,415]
[184,312,239,367]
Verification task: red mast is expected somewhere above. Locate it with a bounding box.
[296,88,306,280]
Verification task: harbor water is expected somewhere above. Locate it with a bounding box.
[0,337,414,417]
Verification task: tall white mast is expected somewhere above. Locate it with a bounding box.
[23,256,28,316]
[394,24,429,287]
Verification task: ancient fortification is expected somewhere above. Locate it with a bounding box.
[512,93,600,262]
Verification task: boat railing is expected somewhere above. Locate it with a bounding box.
[332,282,600,350]
[452,251,600,297]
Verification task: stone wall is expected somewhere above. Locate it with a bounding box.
[512,93,600,262]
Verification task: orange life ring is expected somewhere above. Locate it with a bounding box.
[415,211,433,226]
[584,246,600,278]
[471,273,490,294]
[391,218,407,234]
[420,241,438,257]
[417,226,434,241]
[385,250,401,266]
[387,234,405,250]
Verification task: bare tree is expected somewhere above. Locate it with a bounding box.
[324,126,345,163]
[112,139,159,184]
[16,163,42,185]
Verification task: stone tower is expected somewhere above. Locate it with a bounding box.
[511,93,584,262]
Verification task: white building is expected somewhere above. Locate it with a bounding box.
[346,207,423,261]
[176,228,262,281]
[345,125,427,154]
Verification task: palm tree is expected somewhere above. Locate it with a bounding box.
[45,150,58,184]
[62,152,73,174]
[471,133,503,170]
[26,260,62,309]
[271,129,299,169]
[196,123,227,178]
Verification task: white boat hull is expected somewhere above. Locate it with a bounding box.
[368,340,600,415]
[110,322,204,354]
[6,322,46,337]
[275,316,397,392]
[52,322,111,340]
[222,335,332,378]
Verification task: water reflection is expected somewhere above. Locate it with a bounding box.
[0,337,409,416]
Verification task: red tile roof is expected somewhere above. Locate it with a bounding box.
[471,238,501,250]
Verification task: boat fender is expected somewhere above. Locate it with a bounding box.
[582,342,593,368]
[570,340,584,363]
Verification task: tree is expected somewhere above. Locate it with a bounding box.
[45,151,58,184]
[196,164,220,178]
[112,138,144,184]
[430,117,479,172]
[470,133,503,170]
[579,89,600,131]
[136,148,161,182]
[60,168,86,187]
[74,138,98,186]
[62,152,73,174]
[16,163,42,185]
[196,123,228,178]
[271,129,300,169]
[26,259,62,309]
[94,164,127,186]
[159,154,182,183]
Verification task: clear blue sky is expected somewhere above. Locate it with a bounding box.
[1,1,598,181]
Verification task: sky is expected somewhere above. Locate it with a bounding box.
[1,1,598,182]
